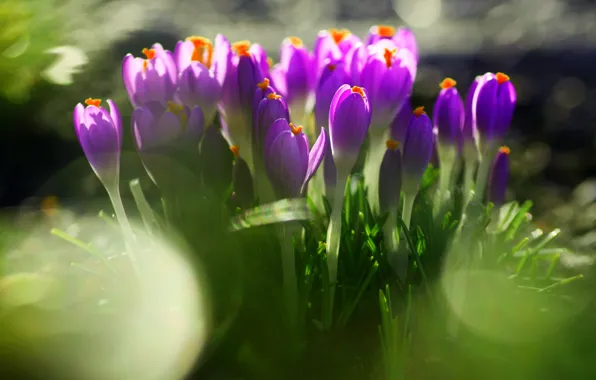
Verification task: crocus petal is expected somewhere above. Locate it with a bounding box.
[213,34,231,86]
[302,127,327,191]
[328,84,352,127]
[378,147,402,213]
[402,113,434,189]
[106,99,122,148]
[186,106,205,143]
[174,40,194,73]
[488,147,510,206]
[433,86,464,146]
[263,118,291,162]
[315,63,349,129]
[73,103,84,136]
[122,55,141,105]
[390,98,412,144]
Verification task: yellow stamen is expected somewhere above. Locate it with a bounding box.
[257,78,270,90]
[351,86,365,97]
[288,36,303,47]
[267,92,281,100]
[377,25,395,38]
[496,72,510,84]
[84,98,101,107]
[440,77,457,89]
[232,40,251,57]
[383,48,397,68]
[187,36,213,68]
[413,106,426,116]
[329,28,351,44]
[499,146,511,155]
[289,123,303,135]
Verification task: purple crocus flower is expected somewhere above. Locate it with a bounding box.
[433,78,464,148]
[235,41,265,120]
[473,72,516,150]
[488,146,510,206]
[315,62,350,132]
[328,84,372,172]
[462,76,481,157]
[313,28,360,85]
[389,97,412,145]
[378,139,402,214]
[122,44,177,107]
[176,64,220,125]
[263,119,327,198]
[402,107,434,193]
[132,101,204,152]
[366,25,419,62]
[359,46,416,130]
[174,36,213,73]
[345,43,367,86]
[270,37,313,121]
[254,92,290,151]
[73,98,122,185]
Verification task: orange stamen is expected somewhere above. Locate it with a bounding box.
[440,77,457,89]
[141,48,156,72]
[267,92,281,100]
[496,72,510,84]
[499,146,511,155]
[386,139,399,150]
[377,25,395,38]
[187,36,213,68]
[383,48,396,68]
[288,36,303,47]
[257,78,270,90]
[84,98,101,107]
[289,123,303,136]
[413,106,426,116]
[351,86,365,97]
[230,145,240,157]
[232,40,251,57]
[142,48,156,60]
[329,28,351,44]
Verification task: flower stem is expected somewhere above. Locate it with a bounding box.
[324,174,348,329]
[401,192,416,230]
[384,207,407,281]
[435,146,456,216]
[363,129,388,213]
[473,149,494,203]
[277,223,298,327]
[106,183,141,279]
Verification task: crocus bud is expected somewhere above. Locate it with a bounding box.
[235,41,265,122]
[359,46,416,130]
[174,36,214,73]
[132,101,204,152]
[122,44,177,107]
[254,92,290,151]
[378,139,402,214]
[402,107,433,193]
[433,78,464,148]
[488,146,510,206]
[270,37,313,121]
[252,78,275,119]
[74,98,122,185]
[314,62,349,132]
[473,72,516,150]
[389,97,412,145]
[328,85,372,173]
[263,119,326,198]
[462,76,481,159]
[177,63,221,125]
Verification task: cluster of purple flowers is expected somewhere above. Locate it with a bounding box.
[73,25,515,210]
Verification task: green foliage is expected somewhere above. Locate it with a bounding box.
[0,0,65,102]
